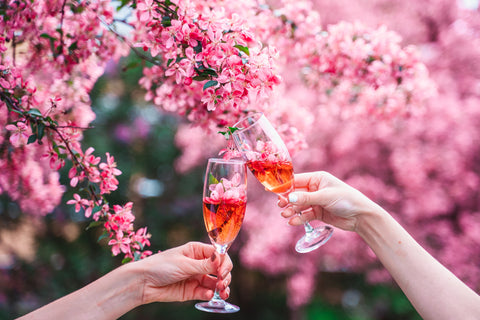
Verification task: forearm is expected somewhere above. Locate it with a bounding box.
[17,263,143,320]
[357,207,480,320]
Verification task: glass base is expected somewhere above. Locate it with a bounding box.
[295,225,334,253]
[195,299,240,313]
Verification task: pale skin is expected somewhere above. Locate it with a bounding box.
[279,171,480,320]
[17,242,232,320]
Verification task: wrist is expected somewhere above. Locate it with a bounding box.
[117,261,145,308]
[354,201,390,241]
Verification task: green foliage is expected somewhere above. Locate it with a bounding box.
[305,272,422,320]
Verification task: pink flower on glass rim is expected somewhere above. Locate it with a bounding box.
[244,141,288,162]
[207,173,246,203]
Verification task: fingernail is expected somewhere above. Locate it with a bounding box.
[289,193,298,203]
[289,216,301,226]
[223,279,229,287]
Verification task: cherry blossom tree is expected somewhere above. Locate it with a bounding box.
[237,0,480,309]
[0,0,150,262]
[2,0,479,314]
[170,0,480,310]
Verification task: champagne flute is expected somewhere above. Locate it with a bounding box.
[195,158,247,313]
[231,112,333,253]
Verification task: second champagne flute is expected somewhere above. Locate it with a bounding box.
[231,112,333,253]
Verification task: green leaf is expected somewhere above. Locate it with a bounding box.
[98,231,110,242]
[68,41,78,52]
[27,108,43,117]
[86,220,103,230]
[46,116,58,126]
[27,134,37,144]
[40,33,56,40]
[91,205,103,214]
[10,109,24,115]
[134,251,142,261]
[161,15,172,27]
[209,173,220,185]
[203,80,218,91]
[218,126,239,138]
[37,123,45,140]
[234,44,250,56]
[227,126,240,134]
[122,257,133,264]
[201,68,218,76]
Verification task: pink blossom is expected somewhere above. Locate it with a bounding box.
[6,122,30,147]
[131,227,152,250]
[136,0,154,22]
[207,173,247,202]
[108,231,132,256]
[66,193,89,213]
[42,147,66,170]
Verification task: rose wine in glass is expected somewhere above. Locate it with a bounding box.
[231,112,333,253]
[195,158,247,313]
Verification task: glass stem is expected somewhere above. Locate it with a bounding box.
[211,289,223,302]
[209,250,226,304]
[304,221,314,234]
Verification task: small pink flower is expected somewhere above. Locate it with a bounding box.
[83,147,101,166]
[42,148,65,170]
[99,153,122,176]
[131,227,151,249]
[108,231,132,256]
[137,0,153,22]
[66,193,89,213]
[6,122,30,147]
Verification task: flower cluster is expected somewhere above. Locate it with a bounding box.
[104,203,152,260]
[206,172,247,203]
[132,0,281,129]
[1,0,150,261]
[294,21,436,118]
[244,140,289,162]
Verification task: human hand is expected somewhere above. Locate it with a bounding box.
[279,171,382,232]
[135,242,233,304]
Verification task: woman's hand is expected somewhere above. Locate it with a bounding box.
[278,171,382,232]
[134,242,233,304]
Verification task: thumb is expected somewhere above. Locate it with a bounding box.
[187,254,218,276]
